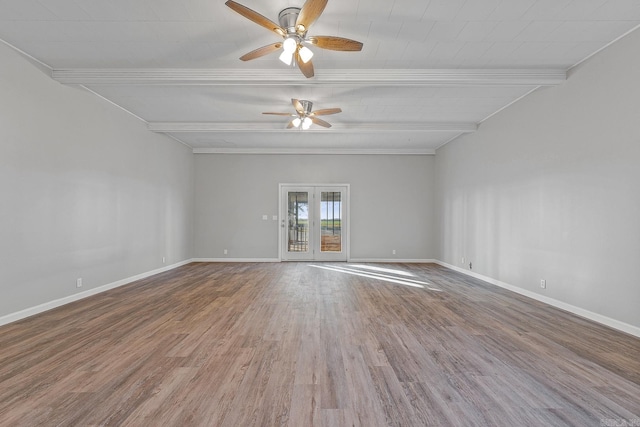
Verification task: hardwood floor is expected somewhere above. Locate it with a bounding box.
[1,262,639,426]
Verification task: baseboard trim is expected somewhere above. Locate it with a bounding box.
[434,260,640,339]
[348,258,436,263]
[0,259,193,327]
[192,258,281,263]
[193,258,436,264]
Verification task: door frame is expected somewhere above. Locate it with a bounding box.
[278,183,350,262]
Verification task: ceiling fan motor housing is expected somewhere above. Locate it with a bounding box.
[279,7,302,35]
[299,100,313,115]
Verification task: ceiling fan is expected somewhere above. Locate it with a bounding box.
[225,0,363,78]
[263,99,342,129]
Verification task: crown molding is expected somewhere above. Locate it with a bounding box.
[51,68,566,86]
[148,121,477,133]
[192,148,436,155]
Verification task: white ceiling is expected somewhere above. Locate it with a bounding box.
[2,0,640,153]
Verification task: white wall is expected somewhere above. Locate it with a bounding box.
[435,29,640,330]
[194,154,434,261]
[0,43,194,318]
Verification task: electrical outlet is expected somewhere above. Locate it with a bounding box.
[462,257,465,264]
[540,279,546,289]
[76,278,82,288]
[162,256,166,264]
[392,249,396,255]
[224,249,228,255]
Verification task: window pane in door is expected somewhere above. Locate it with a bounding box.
[287,192,309,252]
[320,191,342,252]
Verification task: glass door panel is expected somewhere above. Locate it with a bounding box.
[287,192,309,253]
[320,191,342,253]
[282,187,314,261]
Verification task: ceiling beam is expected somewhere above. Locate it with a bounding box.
[192,148,437,155]
[52,69,566,86]
[148,122,478,133]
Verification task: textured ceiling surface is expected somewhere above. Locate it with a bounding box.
[1,0,639,152]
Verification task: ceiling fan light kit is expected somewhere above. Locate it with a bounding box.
[279,49,294,65]
[298,46,314,64]
[282,37,297,53]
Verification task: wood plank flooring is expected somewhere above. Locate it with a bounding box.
[1,262,639,426]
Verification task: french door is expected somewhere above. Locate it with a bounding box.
[280,185,348,261]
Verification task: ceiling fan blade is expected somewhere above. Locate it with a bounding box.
[295,51,315,78]
[296,0,328,33]
[310,117,331,128]
[292,99,304,115]
[286,120,296,129]
[225,1,285,36]
[311,108,342,116]
[239,43,282,61]
[263,112,294,116]
[308,36,363,51]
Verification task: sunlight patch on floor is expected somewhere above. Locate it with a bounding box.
[347,264,417,277]
[308,264,443,291]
